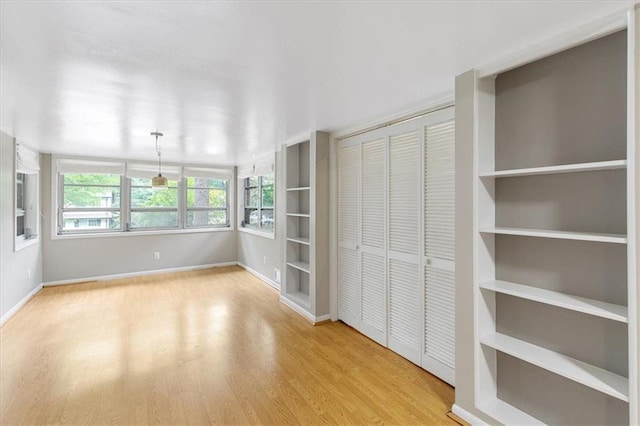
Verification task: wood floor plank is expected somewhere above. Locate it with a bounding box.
[1,266,455,425]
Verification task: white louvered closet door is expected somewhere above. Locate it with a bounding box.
[337,140,361,328]
[422,108,456,385]
[387,120,423,365]
[359,131,387,346]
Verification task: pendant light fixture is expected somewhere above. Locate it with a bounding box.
[150,131,168,189]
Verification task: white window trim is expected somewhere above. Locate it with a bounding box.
[52,155,236,240]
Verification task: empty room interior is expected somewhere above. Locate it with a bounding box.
[1,1,640,425]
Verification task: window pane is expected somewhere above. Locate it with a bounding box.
[187,210,227,227]
[244,208,259,226]
[62,211,121,231]
[261,209,274,230]
[131,177,178,188]
[16,215,24,236]
[63,173,121,208]
[130,211,178,229]
[247,177,259,187]
[261,177,274,208]
[131,187,178,208]
[64,185,120,208]
[245,188,258,208]
[187,188,226,208]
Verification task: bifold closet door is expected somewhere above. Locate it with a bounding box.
[359,132,387,346]
[422,110,455,386]
[337,141,360,328]
[387,121,422,365]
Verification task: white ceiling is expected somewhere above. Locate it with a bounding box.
[0,1,634,166]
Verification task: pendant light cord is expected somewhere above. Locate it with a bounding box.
[155,133,162,176]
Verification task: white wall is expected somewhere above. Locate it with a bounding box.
[40,154,237,283]
[236,150,284,286]
[0,131,43,321]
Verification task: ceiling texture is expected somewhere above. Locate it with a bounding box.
[0,1,634,166]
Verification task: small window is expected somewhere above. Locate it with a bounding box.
[129,177,179,230]
[60,173,122,233]
[15,144,40,249]
[186,177,229,228]
[243,174,274,233]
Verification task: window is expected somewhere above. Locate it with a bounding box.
[60,173,122,232]
[243,174,274,232]
[15,144,40,249]
[129,177,179,230]
[56,157,233,235]
[186,177,229,227]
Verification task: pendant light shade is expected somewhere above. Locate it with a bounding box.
[150,131,168,189]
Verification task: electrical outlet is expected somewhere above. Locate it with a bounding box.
[154,252,160,260]
[274,268,281,284]
[263,256,267,265]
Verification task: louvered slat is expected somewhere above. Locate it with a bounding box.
[361,253,386,334]
[389,131,420,255]
[389,258,421,351]
[338,145,359,244]
[361,139,385,249]
[425,266,455,368]
[425,121,455,260]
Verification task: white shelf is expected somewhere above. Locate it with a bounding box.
[287,261,310,274]
[479,398,544,425]
[479,159,627,178]
[480,333,629,402]
[285,291,310,308]
[286,186,310,191]
[480,280,628,323]
[287,236,310,245]
[479,227,627,244]
[286,213,310,218]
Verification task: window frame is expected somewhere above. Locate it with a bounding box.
[241,174,275,236]
[54,156,235,238]
[15,165,40,251]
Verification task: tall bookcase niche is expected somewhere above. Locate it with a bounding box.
[471,28,637,425]
[281,132,330,324]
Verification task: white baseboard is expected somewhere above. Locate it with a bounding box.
[452,404,490,426]
[1,283,43,327]
[279,295,331,325]
[42,262,238,287]
[237,262,280,291]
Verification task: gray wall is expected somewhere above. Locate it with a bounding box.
[41,154,237,283]
[236,150,284,285]
[0,131,43,320]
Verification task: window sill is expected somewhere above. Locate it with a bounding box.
[52,226,235,240]
[238,227,275,240]
[15,236,39,252]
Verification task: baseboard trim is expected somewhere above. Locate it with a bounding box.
[451,404,490,426]
[42,262,238,287]
[279,296,331,325]
[237,262,281,291]
[1,283,43,327]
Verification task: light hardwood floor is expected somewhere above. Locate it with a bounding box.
[1,266,455,425]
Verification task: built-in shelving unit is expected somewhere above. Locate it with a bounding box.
[459,21,638,425]
[281,132,330,323]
